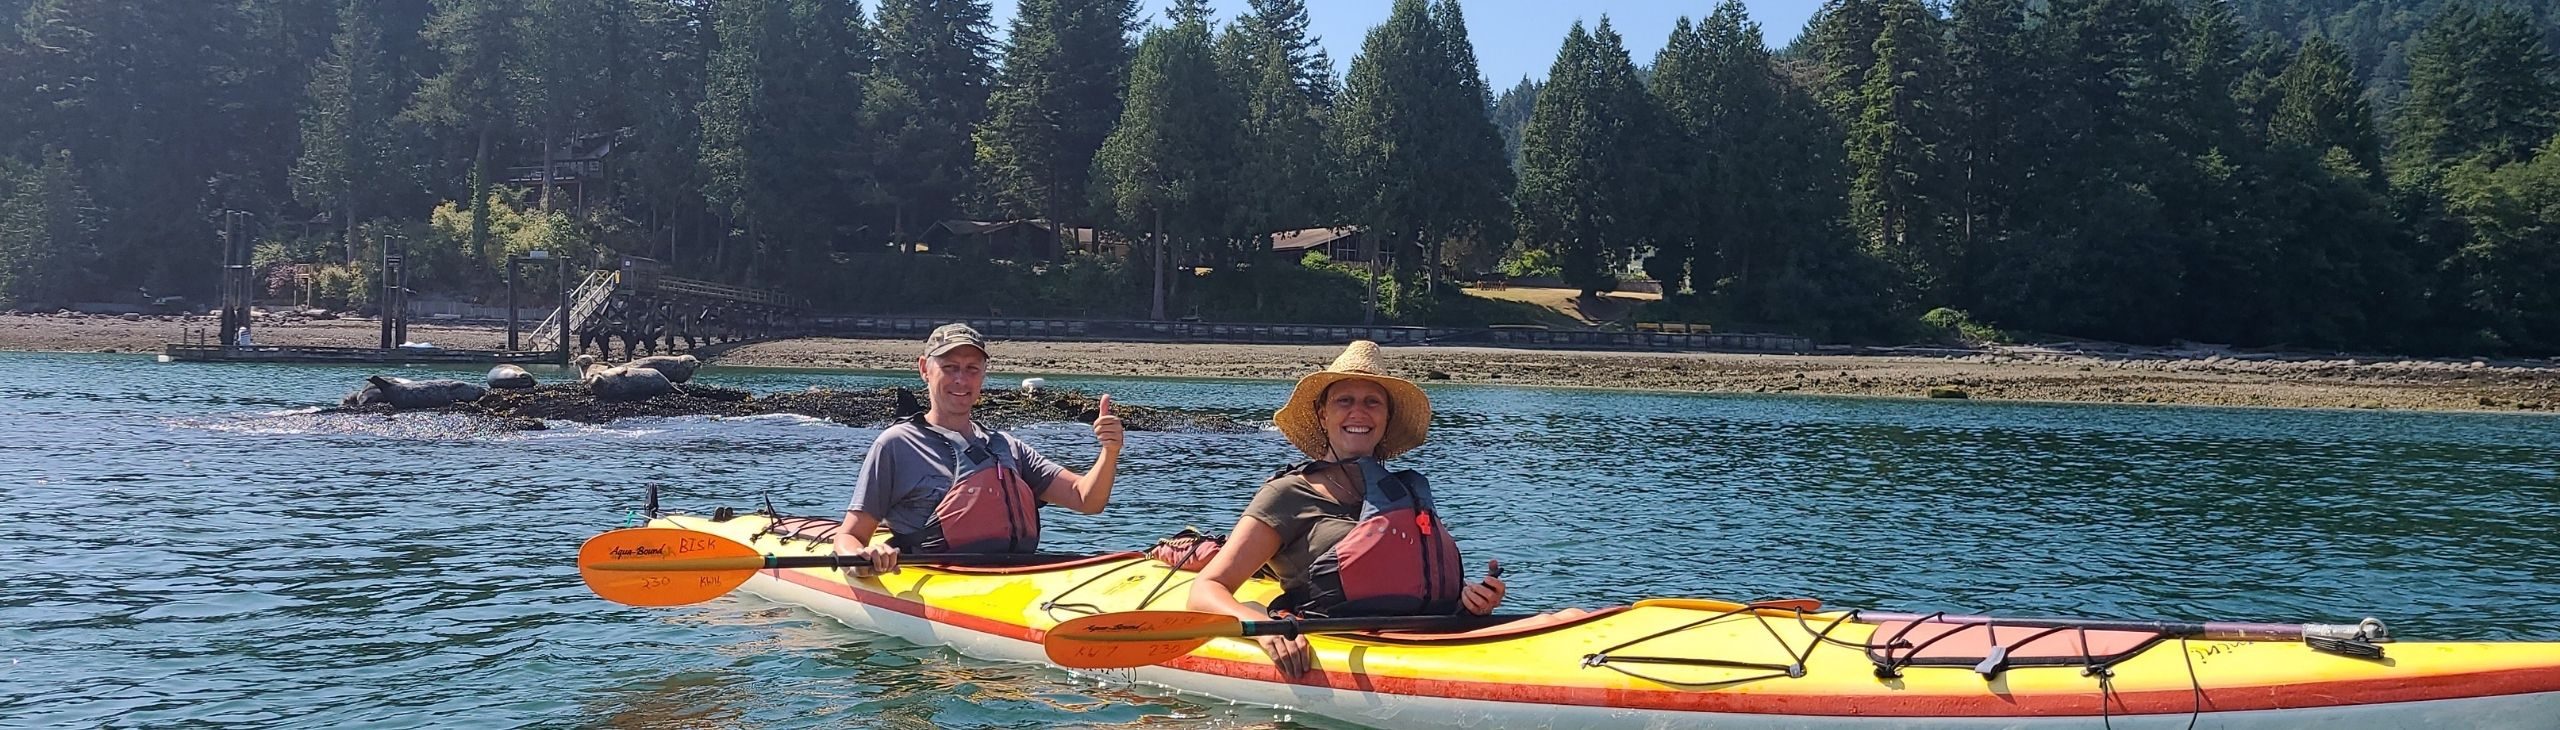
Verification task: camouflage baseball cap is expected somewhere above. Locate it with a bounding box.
[923,323,989,358]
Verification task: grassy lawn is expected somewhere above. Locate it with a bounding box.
[1456,286,1661,328]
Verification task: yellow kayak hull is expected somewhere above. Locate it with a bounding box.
[647,514,2560,729]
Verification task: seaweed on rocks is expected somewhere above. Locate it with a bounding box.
[318,383,1249,433]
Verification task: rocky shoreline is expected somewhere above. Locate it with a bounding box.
[323,382,1251,433]
[711,338,2560,414]
[6,312,2559,414]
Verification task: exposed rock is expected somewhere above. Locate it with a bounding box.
[326,383,1246,433]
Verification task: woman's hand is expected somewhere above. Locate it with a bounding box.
[1460,559,1506,615]
[1189,515,1309,675]
[1255,633,1314,677]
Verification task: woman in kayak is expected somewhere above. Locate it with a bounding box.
[1188,340,1504,676]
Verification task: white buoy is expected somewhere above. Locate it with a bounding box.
[1021,377,1045,393]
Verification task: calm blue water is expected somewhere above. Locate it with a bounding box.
[4,351,2557,727]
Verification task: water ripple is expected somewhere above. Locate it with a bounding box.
[3,352,2555,727]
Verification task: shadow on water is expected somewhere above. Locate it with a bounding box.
[2,352,2554,726]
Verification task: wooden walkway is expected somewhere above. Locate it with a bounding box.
[161,344,563,365]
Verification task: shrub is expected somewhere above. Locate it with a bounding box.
[1497,246,1562,278]
[1920,307,2008,345]
[309,262,373,310]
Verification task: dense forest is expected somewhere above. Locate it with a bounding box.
[1,0,2558,353]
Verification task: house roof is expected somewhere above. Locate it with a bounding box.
[1269,226,1363,252]
[933,219,1111,245]
[932,219,1022,236]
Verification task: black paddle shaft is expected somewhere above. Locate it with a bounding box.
[1239,613,1536,638]
[765,553,1094,570]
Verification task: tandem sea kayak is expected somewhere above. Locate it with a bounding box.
[610,511,2560,729]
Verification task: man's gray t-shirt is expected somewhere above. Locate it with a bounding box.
[847,421,1067,541]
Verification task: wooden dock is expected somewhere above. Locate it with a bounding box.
[161,344,564,365]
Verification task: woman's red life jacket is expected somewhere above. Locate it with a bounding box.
[887,416,1042,554]
[1273,458,1466,618]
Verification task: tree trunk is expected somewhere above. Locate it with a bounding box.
[1364,230,1381,325]
[540,129,556,211]
[1150,207,1166,321]
[1426,233,1440,297]
[471,124,493,264]
[344,197,358,265]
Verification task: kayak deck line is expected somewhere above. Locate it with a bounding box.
[644,512,2560,727]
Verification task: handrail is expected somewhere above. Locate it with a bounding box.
[530,270,619,351]
[626,273,805,309]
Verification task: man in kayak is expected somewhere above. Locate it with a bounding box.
[833,323,1124,574]
[1187,340,1504,676]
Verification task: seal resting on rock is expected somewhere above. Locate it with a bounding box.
[574,355,675,402]
[487,364,536,390]
[623,354,700,384]
[343,376,488,409]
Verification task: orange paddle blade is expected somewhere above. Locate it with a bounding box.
[578,528,768,607]
[1042,611,1240,669]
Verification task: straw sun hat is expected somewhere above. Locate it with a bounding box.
[1272,340,1432,460]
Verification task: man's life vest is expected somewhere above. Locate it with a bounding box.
[1272,458,1466,618]
[887,415,1043,554]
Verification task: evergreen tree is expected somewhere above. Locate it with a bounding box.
[2176,0,2249,155]
[1330,0,1439,318]
[296,0,413,263]
[1844,0,1955,306]
[0,0,2551,351]
[698,0,870,283]
[868,0,995,246]
[231,0,344,214]
[0,150,97,305]
[1422,0,1515,283]
[2441,134,2560,351]
[2162,0,2274,342]
[2392,3,2559,178]
[2231,0,2560,105]
[698,0,783,273]
[619,0,718,265]
[1761,66,1885,336]
[1943,0,2042,310]
[1683,0,1816,312]
[1233,27,1330,237]
[13,0,247,291]
[1976,0,2196,341]
[1222,0,1332,244]
[1806,0,1884,111]
[1516,24,1604,295]
[406,0,526,264]
[1094,10,1238,320]
[1514,18,1660,297]
[974,0,1140,224]
[517,0,613,211]
[2273,37,2382,176]
[787,0,875,255]
[1235,0,1335,103]
[1648,17,1712,296]
[1490,77,1541,166]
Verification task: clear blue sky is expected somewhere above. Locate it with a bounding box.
[955,0,1829,87]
